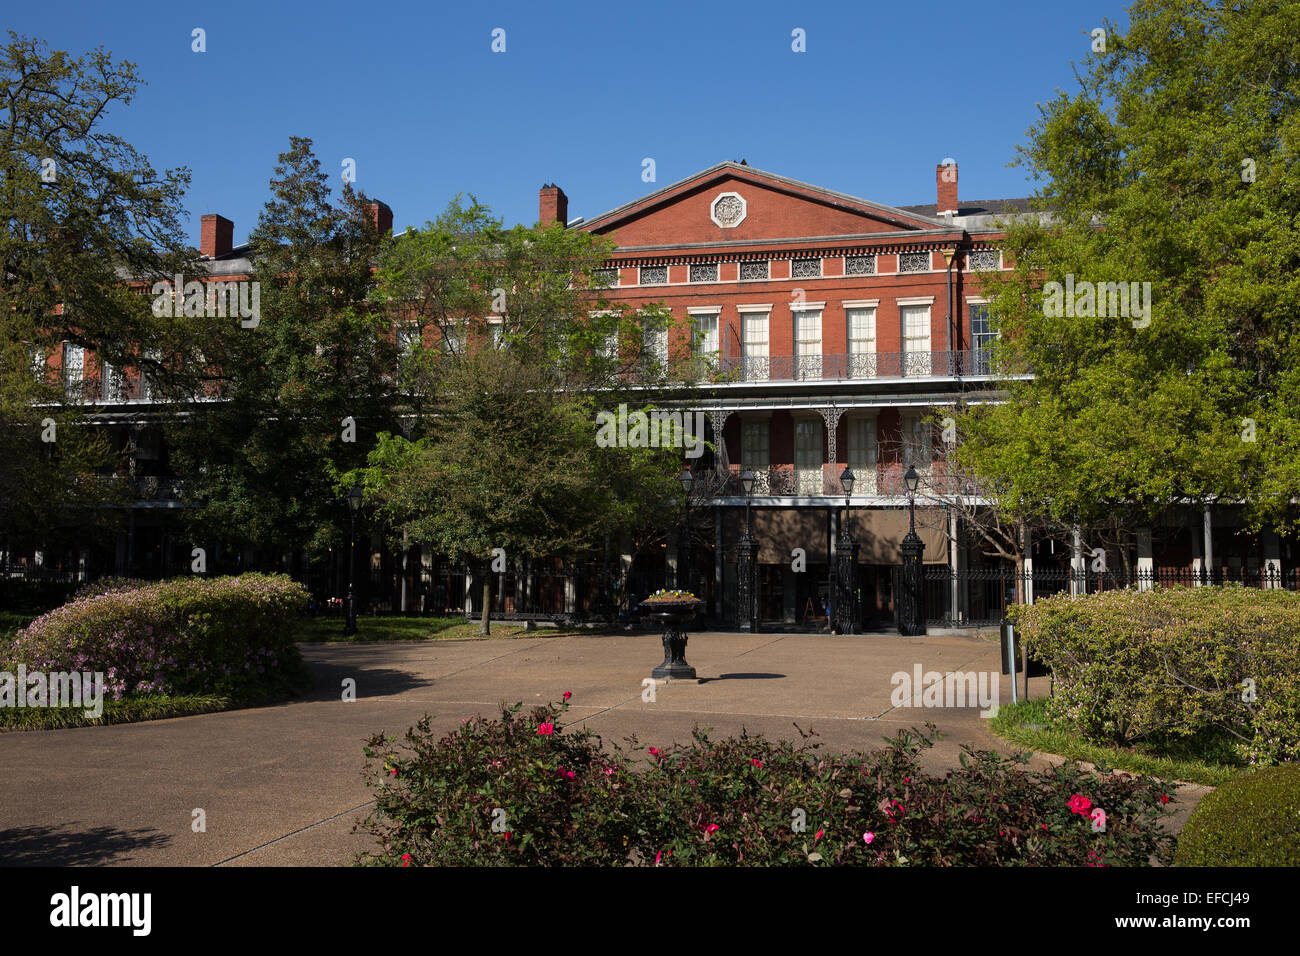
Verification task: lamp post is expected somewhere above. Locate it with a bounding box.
[677,468,694,592]
[345,481,362,636]
[835,466,858,634]
[736,468,759,633]
[898,465,925,636]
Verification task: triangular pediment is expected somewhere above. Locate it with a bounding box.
[582,162,948,247]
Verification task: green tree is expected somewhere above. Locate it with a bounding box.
[169,137,399,564]
[0,33,192,550]
[365,199,686,631]
[953,0,1300,539]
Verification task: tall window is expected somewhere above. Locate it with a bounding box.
[741,311,769,381]
[601,330,620,360]
[793,309,822,380]
[741,419,770,493]
[101,359,125,402]
[643,325,668,367]
[847,307,876,377]
[691,312,719,363]
[969,303,998,374]
[63,343,84,396]
[901,305,932,376]
[901,412,932,466]
[794,418,823,495]
[846,416,878,492]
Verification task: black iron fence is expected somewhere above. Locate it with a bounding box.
[921,565,1300,627]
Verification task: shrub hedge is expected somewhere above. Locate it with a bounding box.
[358,698,1177,867]
[1008,586,1300,765]
[2,573,310,701]
[1174,765,1300,866]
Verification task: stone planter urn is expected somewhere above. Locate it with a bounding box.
[641,590,704,680]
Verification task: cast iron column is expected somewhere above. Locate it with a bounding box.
[737,501,759,633]
[898,489,925,636]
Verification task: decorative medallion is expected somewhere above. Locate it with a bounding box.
[710,191,747,228]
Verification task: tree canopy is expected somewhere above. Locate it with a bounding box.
[952,0,1300,536]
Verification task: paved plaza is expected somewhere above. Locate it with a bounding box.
[0,630,1209,866]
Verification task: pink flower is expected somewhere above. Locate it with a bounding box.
[648,747,660,757]
[863,832,875,844]
[562,691,572,700]
[604,767,616,776]
[537,722,554,735]
[400,853,412,867]
[704,823,719,834]
[814,829,824,841]
[750,758,763,768]
[503,831,511,841]
[1068,794,1093,816]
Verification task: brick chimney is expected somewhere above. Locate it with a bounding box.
[936,161,958,217]
[200,214,234,259]
[539,184,568,228]
[364,200,394,236]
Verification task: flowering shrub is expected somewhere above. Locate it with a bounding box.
[1009,586,1300,765]
[358,700,1176,866]
[2,573,309,701]
[632,724,1175,866]
[357,697,642,866]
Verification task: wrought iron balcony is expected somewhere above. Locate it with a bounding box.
[691,349,1000,384]
[706,462,964,498]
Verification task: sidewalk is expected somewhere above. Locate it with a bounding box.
[0,630,1206,866]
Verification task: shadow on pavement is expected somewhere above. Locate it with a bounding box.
[696,673,786,683]
[0,823,172,866]
[302,661,434,702]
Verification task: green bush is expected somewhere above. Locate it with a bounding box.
[358,697,1178,867]
[1008,586,1300,765]
[1175,765,1300,866]
[3,573,310,702]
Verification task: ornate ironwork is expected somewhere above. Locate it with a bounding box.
[794,354,823,380]
[791,258,821,278]
[835,530,859,634]
[967,249,1001,271]
[845,255,877,275]
[688,263,719,282]
[639,266,667,285]
[712,194,745,227]
[898,252,931,273]
[739,260,769,280]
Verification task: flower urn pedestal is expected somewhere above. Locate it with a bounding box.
[644,599,703,680]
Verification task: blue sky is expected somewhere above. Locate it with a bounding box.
[10,0,1131,246]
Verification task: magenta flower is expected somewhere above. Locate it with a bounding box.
[537,722,554,735]
[750,758,763,768]
[864,832,875,844]
[704,823,719,834]
[1068,794,1093,816]
[562,691,572,700]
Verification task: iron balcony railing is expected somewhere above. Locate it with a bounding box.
[698,349,1002,384]
[704,462,962,498]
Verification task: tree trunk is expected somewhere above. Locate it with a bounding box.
[480,571,492,635]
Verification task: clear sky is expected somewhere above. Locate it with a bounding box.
[8,0,1131,247]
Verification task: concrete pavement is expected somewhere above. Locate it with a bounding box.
[0,629,1207,866]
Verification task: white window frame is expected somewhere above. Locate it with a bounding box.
[738,305,770,382]
[792,305,823,380]
[741,417,771,493]
[898,299,934,376]
[793,416,824,496]
[844,299,879,378]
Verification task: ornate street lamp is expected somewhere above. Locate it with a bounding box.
[677,468,694,592]
[835,466,858,634]
[737,468,759,633]
[898,465,925,635]
[345,481,362,636]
